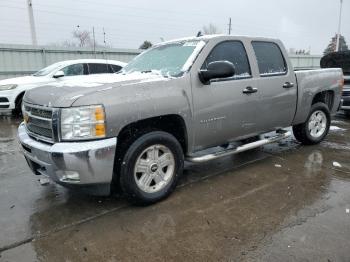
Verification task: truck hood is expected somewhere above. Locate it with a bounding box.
[23,72,170,107]
[0,75,50,86]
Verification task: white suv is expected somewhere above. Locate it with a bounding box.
[0,59,126,114]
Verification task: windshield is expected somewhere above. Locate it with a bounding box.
[122,40,206,77]
[33,62,64,76]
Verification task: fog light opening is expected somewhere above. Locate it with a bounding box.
[60,171,80,183]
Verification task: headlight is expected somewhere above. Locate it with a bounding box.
[60,105,106,140]
[0,84,17,90]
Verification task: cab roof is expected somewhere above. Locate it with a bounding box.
[156,34,280,46]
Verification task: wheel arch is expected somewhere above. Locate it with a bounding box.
[293,89,335,125]
[116,114,188,156]
[311,90,334,110]
[15,91,25,107]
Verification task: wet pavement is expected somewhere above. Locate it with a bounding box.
[0,112,350,261]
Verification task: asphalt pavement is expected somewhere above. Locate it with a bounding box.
[0,112,350,261]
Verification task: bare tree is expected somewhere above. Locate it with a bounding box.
[61,40,78,48]
[73,29,93,47]
[202,24,222,35]
[51,29,107,48]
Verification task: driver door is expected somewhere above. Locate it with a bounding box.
[191,40,259,150]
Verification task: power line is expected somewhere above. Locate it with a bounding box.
[0,3,206,28]
[35,0,216,19]
[0,3,297,34]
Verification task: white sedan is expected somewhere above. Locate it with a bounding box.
[0,59,126,114]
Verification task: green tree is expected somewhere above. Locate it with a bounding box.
[324,34,349,55]
[139,40,153,50]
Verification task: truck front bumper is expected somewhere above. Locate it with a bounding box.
[18,123,117,195]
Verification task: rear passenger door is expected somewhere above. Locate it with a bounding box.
[251,41,297,131]
[88,63,110,74]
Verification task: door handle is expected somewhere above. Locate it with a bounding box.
[242,86,258,94]
[283,82,294,88]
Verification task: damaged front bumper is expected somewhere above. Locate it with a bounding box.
[18,123,117,195]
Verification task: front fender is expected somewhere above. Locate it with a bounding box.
[73,75,194,151]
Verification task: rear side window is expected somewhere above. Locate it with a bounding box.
[108,64,122,73]
[202,41,251,78]
[252,42,287,76]
[88,63,110,74]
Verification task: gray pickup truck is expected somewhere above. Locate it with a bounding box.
[18,35,343,204]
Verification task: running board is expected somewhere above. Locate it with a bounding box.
[186,130,291,163]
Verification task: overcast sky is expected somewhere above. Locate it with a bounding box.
[0,0,349,54]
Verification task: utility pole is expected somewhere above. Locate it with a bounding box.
[228,18,232,35]
[27,0,37,46]
[103,27,106,47]
[336,0,343,52]
[92,26,96,58]
[102,27,107,60]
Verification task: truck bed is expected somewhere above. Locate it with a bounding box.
[292,68,343,125]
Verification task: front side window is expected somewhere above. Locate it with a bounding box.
[61,64,84,76]
[202,41,251,78]
[33,62,64,76]
[122,40,206,77]
[88,63,109,74]
[252,41,287,76]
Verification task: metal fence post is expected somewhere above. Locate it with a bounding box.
[42,48,47,67]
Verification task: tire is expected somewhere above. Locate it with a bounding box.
[119,131,184,205]
[293,102,331,145]
[12,94,23,116]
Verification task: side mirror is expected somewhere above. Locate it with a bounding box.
[53,70,65,78]
[199,61,235,84]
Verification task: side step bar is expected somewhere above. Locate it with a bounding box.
[186,130,291,163]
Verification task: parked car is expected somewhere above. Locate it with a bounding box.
[0,59,126,114]
[18,35,343,205]
[320,51,350,116]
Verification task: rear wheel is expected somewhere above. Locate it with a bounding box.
[293,102,330,145]
[119,131,184,205]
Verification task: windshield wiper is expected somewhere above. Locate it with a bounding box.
[141,70,168,77]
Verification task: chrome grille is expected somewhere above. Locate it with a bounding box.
[24,103,54,143]
[30,107,52,119]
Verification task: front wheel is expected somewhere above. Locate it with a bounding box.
[293,102,330,145]
[119,131,184,205]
